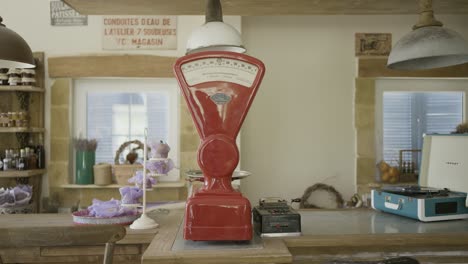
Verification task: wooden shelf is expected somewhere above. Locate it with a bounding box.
[0,86,45,93]
[63,0,468,15]
[0,169,46,178]
[61,180,186,189]
[0,127,45,133]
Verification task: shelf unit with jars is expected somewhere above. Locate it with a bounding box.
[0,52,46,213]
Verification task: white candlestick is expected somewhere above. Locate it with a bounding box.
[143,128,147,211]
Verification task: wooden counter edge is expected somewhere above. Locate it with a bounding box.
[284,233,468,248]
[143,239,292,264]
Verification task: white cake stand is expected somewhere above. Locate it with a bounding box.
[130,129,159,230]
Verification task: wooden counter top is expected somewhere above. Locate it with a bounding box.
[0,213,157,244]
[143,209,468,264]
[1,209,467,263]
[0,213,157,264]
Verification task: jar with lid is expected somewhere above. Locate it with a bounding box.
[0,73,8,85]
[8,119,15,127]
[21,77,36,86]
[17,111,26,120]
[7,68,21,77]
[21,120,29,127]
[7,68,21,86]
[0,113,8,127]
[20,69,35,78]
[21,69,36,86]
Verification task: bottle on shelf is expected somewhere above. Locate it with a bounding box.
[3,149,11,171]
[11,149,17,169]
[18,149,25,171]
[28,148,37,170]
[36,135,45,169]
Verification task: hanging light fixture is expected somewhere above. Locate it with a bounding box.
[186,0,245,54]
[0,16,35,68]
[387,0,468,70]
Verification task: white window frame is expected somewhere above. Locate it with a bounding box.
[73,78,180,182]
[375,78,468,164]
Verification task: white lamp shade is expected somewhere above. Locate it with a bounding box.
[388,26,468,70]
[186,21,246,54]
[0,24,35,68]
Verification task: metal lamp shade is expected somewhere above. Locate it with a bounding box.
[186,21,246,54]
[388,26,468,70]
[0,24,35,68]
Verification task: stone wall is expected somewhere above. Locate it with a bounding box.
[354,78,377,195]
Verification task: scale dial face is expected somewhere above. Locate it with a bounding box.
[181,58,259,87]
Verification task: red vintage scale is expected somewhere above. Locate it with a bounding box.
[173,51,265,241]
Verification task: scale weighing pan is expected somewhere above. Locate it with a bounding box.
[186,170,251,181]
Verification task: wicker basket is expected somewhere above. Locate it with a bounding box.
[0,202,35,214]
[114,164,143,185]
[113,140,148,186]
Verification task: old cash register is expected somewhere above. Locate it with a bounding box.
[372,134,468,222]
[253,198,301,237]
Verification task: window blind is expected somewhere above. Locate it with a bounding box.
[382,92,463,166]
[87,92,170,164]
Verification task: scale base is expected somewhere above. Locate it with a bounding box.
[130,213,159,230]
[184,191,252,241]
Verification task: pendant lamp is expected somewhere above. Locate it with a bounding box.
[0,16,35,68]
[186,0,245,54]
[387,0,468,70]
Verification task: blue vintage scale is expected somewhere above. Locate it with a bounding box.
[372,134,468,222]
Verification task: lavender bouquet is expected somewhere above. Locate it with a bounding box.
[128,170,156,188]
[87,198,136,218]
[73,138,98,151]
[146,158,175,175]
[119,186,143,205]
[149,140,171,158]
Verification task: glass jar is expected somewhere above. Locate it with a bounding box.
[7,69,21,86]
[0,113,7,127]
[21,77,36,86]
[0,73,8,85]
[11,112,18,120]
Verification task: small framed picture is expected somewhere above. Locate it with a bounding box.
[355,33,392,57]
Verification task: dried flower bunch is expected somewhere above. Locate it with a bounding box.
[73,138,98,151]
[16,91,30,111]
[454,123,468,134]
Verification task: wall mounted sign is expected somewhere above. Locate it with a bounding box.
[355,33,391,57]
[102,16,177,50]
[50,0,88,26]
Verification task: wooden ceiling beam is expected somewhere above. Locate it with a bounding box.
[63,0,468,16]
